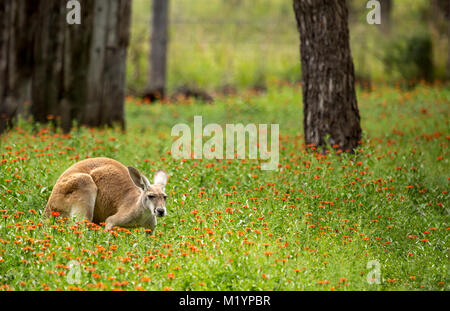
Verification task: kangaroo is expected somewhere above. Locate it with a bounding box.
[43,157,168,231]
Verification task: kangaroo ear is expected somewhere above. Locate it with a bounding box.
[141,175,151,190]
[154,170,168,189]
[128,166,149,190]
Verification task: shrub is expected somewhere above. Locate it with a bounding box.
[383,32,434,84]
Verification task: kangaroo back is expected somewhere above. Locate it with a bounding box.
[44,157,138,222]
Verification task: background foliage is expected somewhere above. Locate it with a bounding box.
[127,0,448,94]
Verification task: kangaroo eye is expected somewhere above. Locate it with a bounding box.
[147,194,155,199]
[163,196,167,201]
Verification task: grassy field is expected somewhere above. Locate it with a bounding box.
[0,82,448,291]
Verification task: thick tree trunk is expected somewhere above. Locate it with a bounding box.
[145,0,170,100]
[293,0,362,152]
[26,0,131,133]
[83,0,131,129]
[31,0,67,128]
[0,0,35,134]
[1,0,131,134]
[63,0,95,131]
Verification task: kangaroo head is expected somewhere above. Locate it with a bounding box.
[128,167,168,218]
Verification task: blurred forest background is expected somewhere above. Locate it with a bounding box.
[127,0,449,95]
[0,0,448,135]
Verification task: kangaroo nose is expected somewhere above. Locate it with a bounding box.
[156,209,165,217]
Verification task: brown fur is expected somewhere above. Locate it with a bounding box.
[44,157,168,231]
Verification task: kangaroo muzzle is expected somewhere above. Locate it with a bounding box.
[156,207,166,217]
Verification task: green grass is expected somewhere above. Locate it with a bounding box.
[0,82,448,291]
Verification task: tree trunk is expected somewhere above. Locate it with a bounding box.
[31,0,67,128]
[25,0,131,133]
[379,0,392,34]
[430,0,450,80]
[293,0,362,152]
[0,0,35,134]
[83,0,131,129]
[62,1,95,131]
[145,0,170,100]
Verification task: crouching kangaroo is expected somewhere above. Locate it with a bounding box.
[44,157,168,231]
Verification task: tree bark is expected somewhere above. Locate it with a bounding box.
[145,0,170,100]
[31,0,67,128]
[293,0,362,152]
[0,0,35,134]
[17,0,131,133]
[83,0,131,129]
[63,0,95,131]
